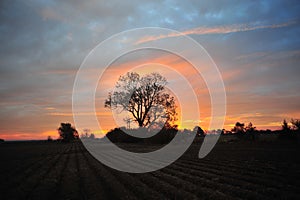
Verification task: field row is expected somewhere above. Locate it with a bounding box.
[0,141,299,200]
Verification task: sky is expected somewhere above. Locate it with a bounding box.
[0,0,300,140]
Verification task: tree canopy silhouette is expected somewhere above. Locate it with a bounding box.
[58,123,78,142]
[105,72,177,128]
[193,126,205,136]
[291,118,300,131]
[232,122,245,134]
[282,119,290,132]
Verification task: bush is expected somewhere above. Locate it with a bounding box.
[58,123,79,142]
[105,126,178,144]
[278,119,298,140]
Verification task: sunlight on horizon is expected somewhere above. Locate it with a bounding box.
[1,1,299,140]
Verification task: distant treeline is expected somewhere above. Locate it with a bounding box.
[104,119,300,144]
[222,119,299,141]
[51,119,300,143]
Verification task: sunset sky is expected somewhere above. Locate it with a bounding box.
[1,0,300,140]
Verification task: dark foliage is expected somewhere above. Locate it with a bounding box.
[224,120,299,142]
[193,126,205,136]
[279,119,298,140]
[47,136,53,142]
[105,126,178,144]
[245,122,258,141]
[291,118,300,131]
[232,122,245,134]
[229,122,260,141]
[105,72,177,128]
[80,129,96,140]
[58,123,79,142]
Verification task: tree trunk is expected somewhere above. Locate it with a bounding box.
[138,120,143,127]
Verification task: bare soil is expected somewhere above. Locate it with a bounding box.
[0,139,299,200]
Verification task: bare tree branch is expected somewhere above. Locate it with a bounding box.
[104,72,177,128]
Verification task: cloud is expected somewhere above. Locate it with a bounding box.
[40,7,65,22]
[135,20,297,44]
[0,0,300,139]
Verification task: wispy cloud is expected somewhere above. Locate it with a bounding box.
[135,20,297,44]
[48,112,112,117]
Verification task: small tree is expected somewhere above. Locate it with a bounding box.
[282,119,290,132]
[81,128,91,139]
[291,119,300,131]
[245,122,256,132]
[245,122,257,140]
[232,122,245,134]
[279,119,297,140]
[193,126,205,136]
[58,123,78,142]
[47,136,53,141]
[89,133,95,139]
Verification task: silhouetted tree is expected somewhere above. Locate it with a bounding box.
[89,133,95,139]
[81,128,91,139]
[282,119,290,132]
[232,122,245,134]
[58,123,78,142]
[245,122,257,140]
[80,129,96,140]
[245,122,255,132]
[291,118,300,131]
[279,119,297,140]
[220,129,225,135]
[105,72,177,128]
[47,136,53,141]
[193,126,205,136]
[0,138,4,143]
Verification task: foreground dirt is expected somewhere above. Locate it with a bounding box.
[0,139,299,200]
